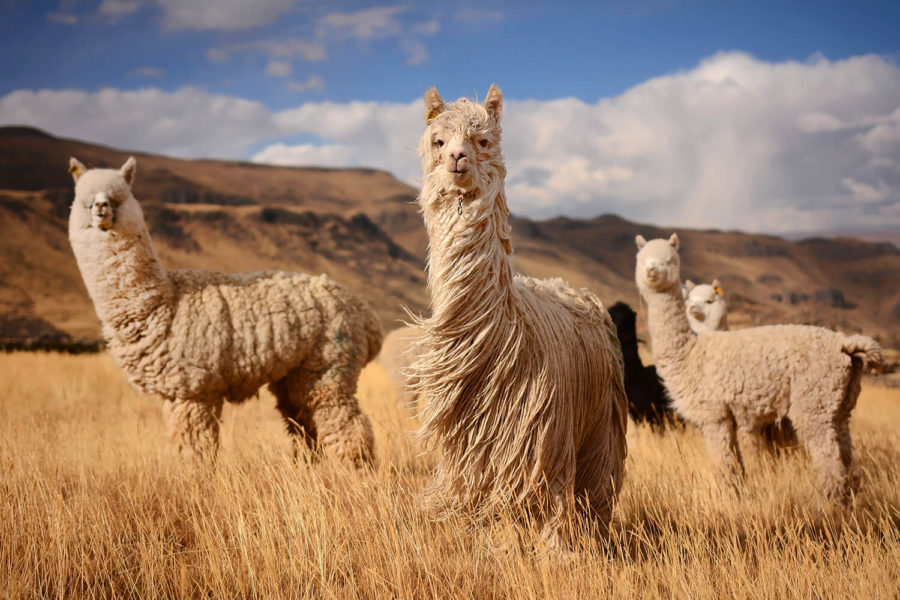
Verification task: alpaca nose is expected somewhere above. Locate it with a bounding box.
[646,265,658,280]
[450,149,466,161]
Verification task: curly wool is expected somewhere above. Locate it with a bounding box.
[68,157,381,466]
[635,234,883,501]
[410,87,628,542]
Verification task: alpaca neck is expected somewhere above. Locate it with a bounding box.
[643,284,696,367]
[72,223,172,342]
[423,184,514,332]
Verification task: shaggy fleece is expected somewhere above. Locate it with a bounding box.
[410,86,628,544]
[68,157,381,466]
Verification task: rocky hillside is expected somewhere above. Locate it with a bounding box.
[1,126,898,352]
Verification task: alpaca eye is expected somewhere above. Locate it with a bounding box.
[435,139,444,147]
[479,139,489,148]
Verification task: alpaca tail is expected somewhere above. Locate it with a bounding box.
[841,334,885,372]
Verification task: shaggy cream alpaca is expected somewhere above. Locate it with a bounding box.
[635,233,883,501]
[68,157,380,466]
[682,279,728,333]
[410,86,628,546]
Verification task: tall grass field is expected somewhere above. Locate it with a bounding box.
[1,352,898,598]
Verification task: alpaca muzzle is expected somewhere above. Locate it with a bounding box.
[90,193,115,230]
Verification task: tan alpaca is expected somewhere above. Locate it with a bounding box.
[67,157,380,466]
[409,86,628,547]
[635,234,882,501]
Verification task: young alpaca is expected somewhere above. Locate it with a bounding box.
[68,157,380,466]
[682,279,728,333]
[607,301,679,430]
[410,86,628,546]
[683,279,798,448]
[635,234,882,501]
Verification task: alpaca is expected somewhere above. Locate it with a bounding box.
[378,325,423,409]
[409,86,628,546]
[634,233,883,501]
[683,279,798,448]
[67,156,380,466]
[682,279,728,333]
[607,301,679,430]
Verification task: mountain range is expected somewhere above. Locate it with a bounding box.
[1,126,898,353]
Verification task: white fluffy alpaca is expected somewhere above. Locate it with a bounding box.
[410,86,628,547]
[683,279,728,334]
[635,233,882,501]
[67,157,381,466]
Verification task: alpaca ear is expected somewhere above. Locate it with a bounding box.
[424,87,444,123]
[69,157,87,182]
[484,84,503,122]
[668,233,679,250]
[120,156,137,186]
[712,279,724,295]
[684,279,695,292]
[635,234,647,250]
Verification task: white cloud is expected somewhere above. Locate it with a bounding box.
[316,6,405,41]
[287,75,325,92]
[410,19,440,36]
[0,87,277,159]
[265,61,292,77]
[251,142,355,167]
[154,0,303,30]
[208,38,327,63]
[98,0,143,16]
[46,12,78,24]
[3,51,899,232]
[842,177,893,204]
[402,39,428,66]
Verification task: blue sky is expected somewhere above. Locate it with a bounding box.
[1,1,899,233]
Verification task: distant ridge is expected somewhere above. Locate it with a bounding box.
[0,125,898,353]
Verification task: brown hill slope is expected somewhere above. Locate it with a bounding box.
[1,126,898,351]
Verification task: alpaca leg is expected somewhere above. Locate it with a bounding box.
[306,377,376,468]
[737,423,764,468]
[269,377,318,459]
[161,398,223,463]
[701,416,744,484]
[835,417,860,496]
[795,417,851,502]
[278,365,375,468]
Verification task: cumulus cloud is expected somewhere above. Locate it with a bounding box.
[0,87,277,158]
[287,75,325,92]
[208,39,327,63]
[316,6,405,41]
[155,0,302,31]
[265,61,292,77]
[2,52,899,233]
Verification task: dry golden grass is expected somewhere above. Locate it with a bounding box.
[1,352,898,599]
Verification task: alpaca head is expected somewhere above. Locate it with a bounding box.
[418,85,505,205]
[68,156,145,238]
[635,234,682,294]
[682,279,728,332]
